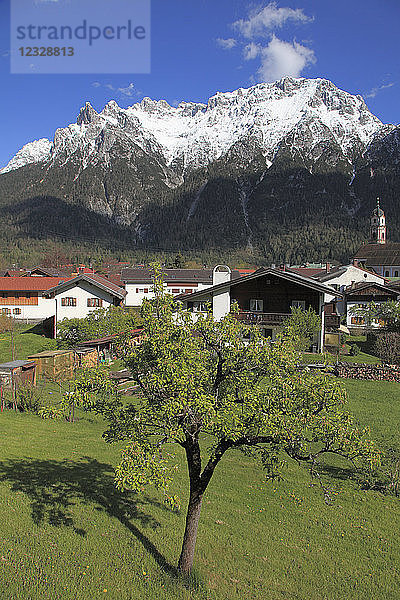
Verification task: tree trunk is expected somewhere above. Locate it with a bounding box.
[178,486,203,575]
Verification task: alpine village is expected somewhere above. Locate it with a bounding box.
[1,69,400,599]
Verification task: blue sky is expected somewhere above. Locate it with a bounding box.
[0,0,399,168]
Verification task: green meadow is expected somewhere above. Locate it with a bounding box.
[0,376,399,600]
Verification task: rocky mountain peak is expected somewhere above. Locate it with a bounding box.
[76,102,98,125]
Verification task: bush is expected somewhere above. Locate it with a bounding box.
[0,314,13,333]
[373,331,400,365]
[16,383,42,413]
[349,343,361,356]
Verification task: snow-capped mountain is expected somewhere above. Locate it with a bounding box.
[0,77,399,263]
[1,77,386,175]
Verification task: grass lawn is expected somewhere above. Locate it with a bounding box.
[0,323,56,364]
[0,379,399,599]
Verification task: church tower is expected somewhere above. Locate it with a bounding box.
[370,198,386,244]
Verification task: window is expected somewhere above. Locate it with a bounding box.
[351,317,365,325]
[172,289,180,294]
[87,298,103,307]
[395,271,399,278]
[1,308,10,315]
[184,289,193,294]
[250,299,263,312]
[291,300,306,309]
[136,288,148,293]
[13,308,21,315]
[193,301,207,312]
[61,297,77,307]
[385,271,390,277]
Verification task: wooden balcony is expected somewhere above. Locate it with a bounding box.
[236,312,291,326]
[236,311,341,331]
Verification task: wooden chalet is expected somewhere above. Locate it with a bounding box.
[178,267,341,351]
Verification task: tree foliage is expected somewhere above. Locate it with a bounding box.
[90,266,379,575]
[351,300,400,331]
[282,306,321,351]
[56,306,143,349]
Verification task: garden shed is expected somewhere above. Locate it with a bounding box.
[27,349,75,381]
[0,360,36,388]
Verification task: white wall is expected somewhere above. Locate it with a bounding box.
[324,265,385,310]
[55,281,119,323]
[212,288,231,321]
[0,295,55,321]
[125,282,211,307]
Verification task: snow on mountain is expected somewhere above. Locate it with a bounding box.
[1,77,387,175]
[1,138,52,174]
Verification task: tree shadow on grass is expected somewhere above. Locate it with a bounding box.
[0,457,179,577]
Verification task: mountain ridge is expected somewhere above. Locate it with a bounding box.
[0,76,399,265]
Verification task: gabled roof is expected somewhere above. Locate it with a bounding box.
[0,277,70,292]
[43,273,126,299]
[313,264,385,283]
[353,243,400,266]
[27,266,71,277]
[345,282,398,297]
[177,267,342,302]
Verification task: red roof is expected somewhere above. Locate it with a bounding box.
[0,277,71,291]
[237,269,257,276]
[287,267,326,278]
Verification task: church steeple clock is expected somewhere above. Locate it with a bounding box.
[370,198,386,244]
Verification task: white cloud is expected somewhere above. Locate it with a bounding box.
[91,81,140,99]
[233,2,312,39]
[257,36,316,82]
[117,83,136,98]
[243,42,260,61]
[365,82,394,99]
[216,37,237,50]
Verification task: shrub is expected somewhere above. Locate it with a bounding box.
[349,343,361,356]
[16,383,42,413]
[373,331,400,365]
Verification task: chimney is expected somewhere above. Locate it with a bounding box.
[326,262,331,273]
[212,265,231,286]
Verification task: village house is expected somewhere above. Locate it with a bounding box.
[177,266,340,351]
[43,273,127,328]
[312,263,386,316]
[345,281,399,331]
[0,277,70,321]
[122,267,240,307]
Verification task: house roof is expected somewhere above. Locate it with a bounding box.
[43,273,127,299]
[287,267,327,278]
[345,282,398,297]
[0,277,70,292]
[177,267,341,302]
[313,264,385,283]
[78,328,143,346]
[27,350,74,358]
[352,243,400,266]
[121,268,241,285]
[26,266,71,277]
